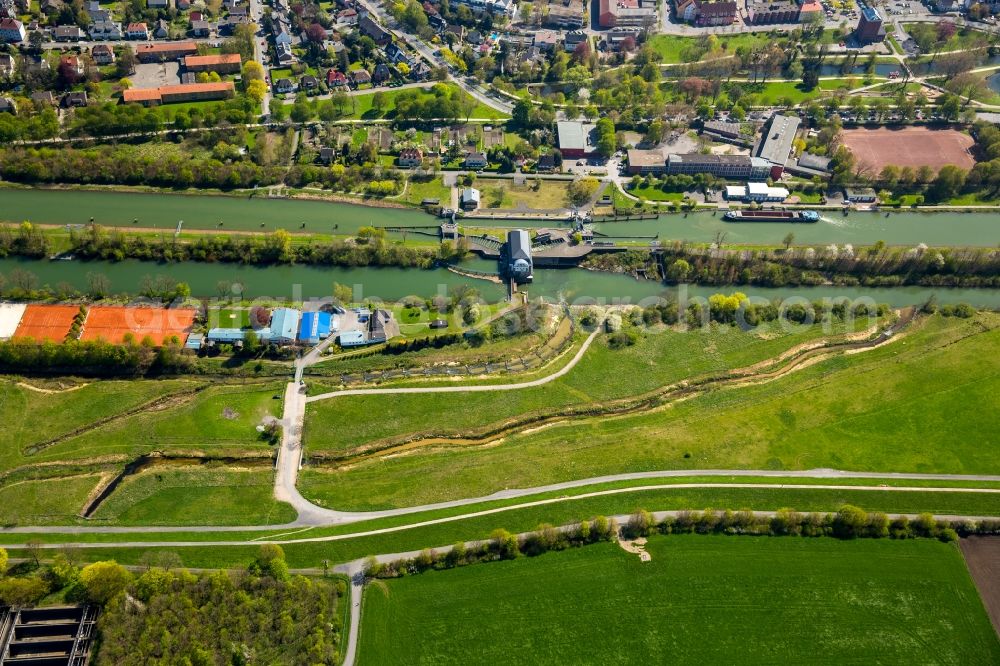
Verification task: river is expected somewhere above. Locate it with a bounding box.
[2,188,1000,247]
[3,257,999,308]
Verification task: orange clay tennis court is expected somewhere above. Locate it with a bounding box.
[13,304,80,342]
[840,127,976,173]
[80,306,197,345]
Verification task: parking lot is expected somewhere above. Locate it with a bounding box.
[130,62,180,89]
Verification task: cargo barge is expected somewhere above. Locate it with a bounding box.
[723,210,820,223]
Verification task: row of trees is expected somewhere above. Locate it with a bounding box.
[0,337,193,377]
[67,225,466,268]
[368,505,1000,580]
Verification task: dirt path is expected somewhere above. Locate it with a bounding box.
[16,381,90,394]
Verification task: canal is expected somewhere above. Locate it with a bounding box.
[3,256,1000,308]
[3,188,1000,247]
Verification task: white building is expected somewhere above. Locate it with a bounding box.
[725,182,789,202]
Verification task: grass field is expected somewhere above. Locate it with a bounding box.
[89,466,296,526]
[400,176,451,207]
[303,316,874,455]
[303,313,1000,510]
[36,382,284,465]
[0,378,284,499]
[628,185,685,202]
[340,83,507,121]
[0,475,101,525]
[359,536,1000,665]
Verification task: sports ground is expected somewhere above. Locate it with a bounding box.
[80,306,197,345]
[841,127,976,173]
[13,304,79,342]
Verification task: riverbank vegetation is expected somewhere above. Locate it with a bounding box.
[630,241,1000,288]
[359,535,999,665]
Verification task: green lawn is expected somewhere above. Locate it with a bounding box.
[628,185,685,202]
[359,536,1000,665]
[401,175,451,207]
[302,313,1000,510]
[0,475,101,526]
[337,83,508,121]
[0,378,283,485]
[304,317,870,455]
[90,466,296,526]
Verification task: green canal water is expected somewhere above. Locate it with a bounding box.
[3,188,1000,247]
[3,257,1000,308]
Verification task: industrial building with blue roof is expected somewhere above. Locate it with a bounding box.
[298,311,333,344]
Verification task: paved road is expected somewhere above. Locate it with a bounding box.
[5,476,1000,536]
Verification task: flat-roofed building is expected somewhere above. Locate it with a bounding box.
[543,1,584,28]
[598,0,657,28]
[626,148,667,174]
[854,3,886,45]
[667,153,772,180]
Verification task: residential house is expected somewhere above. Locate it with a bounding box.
[444,23,464,42]
[336,7,358,25]
[228,5,248,18]
[31,90,56,105]
[122,81,235,105]
[385,42,413,66]
[176,0,190,8]
[398,147,423,167]
[464,151,487,169]
[90,20,123,39]
[153,18,170,38]
[273,76,295,93]
[533,29,559,51]
[408,60,429,79]
[147,0,170,8]
[24,55,49,73]
[563,30,587,52]
[61,90,88,107]
[0,96,15,113]
[91,44,115,65]
[126,22,150,39]
[40,0,62,15]
[53,25,86,41]
[351,68,371,85]
[275,41,295,65]
[466,29,482,45]
[460,187,480,210]
[59,54,84,76]
[536,154,556,172]
[372,62,390,84]
[190,19,210,37]
[300,73,319,90]
[89,7,110,20]
[217,15,249,34]
[358,15,390,46]
[319,146,334,164]
[189,10,202,21]
[326,69,348,87]
[0,17,25,42]
[428,13,446,29]
[0,53,15,76]
[274,24,293,46]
